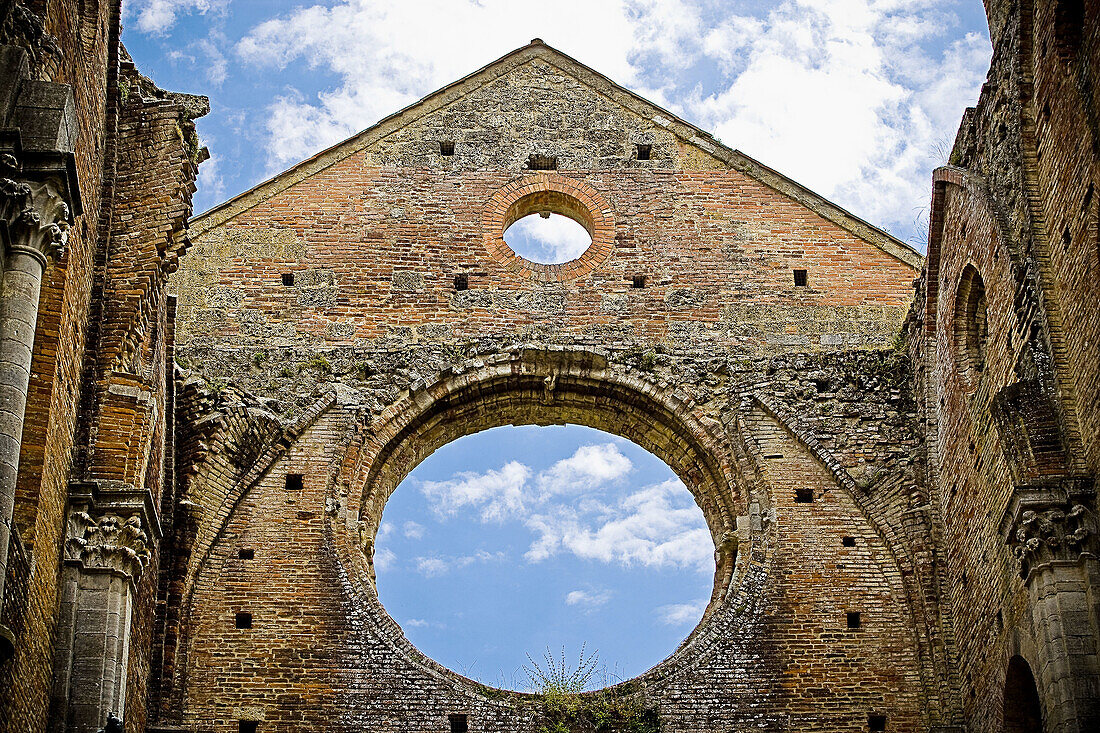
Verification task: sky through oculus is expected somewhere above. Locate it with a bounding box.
[504,213,593,264]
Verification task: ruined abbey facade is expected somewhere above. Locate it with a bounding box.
[0,1,1097,731]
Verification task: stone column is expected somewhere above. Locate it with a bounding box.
[0,175,69,655]
[49,482,158,733]
[1003,477,1100,732]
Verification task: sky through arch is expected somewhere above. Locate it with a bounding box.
[374,424,714,690]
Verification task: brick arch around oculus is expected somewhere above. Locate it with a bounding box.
[482,173,614,282]
[331,347,757,696]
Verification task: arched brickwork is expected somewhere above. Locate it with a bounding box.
[168,344,943,731]
[953,264,988,393]
[1003,655,1043,732]
[336,349,749,691]
[482,173,614,281]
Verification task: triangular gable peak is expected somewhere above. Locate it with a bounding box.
[192,40,921,270]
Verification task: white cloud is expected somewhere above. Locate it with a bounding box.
[126,0,224,35]
[235,0,647,168]
[415,550,502,577]
[418,444,631,521]
[525,478,713,572]
[565,589,612,609]
[505,214,593,263]
[196,151,224,203]
[374,546,396,572]
[403,521,425,539]
[410,443,709,572]
[686,0,989,246]
[655,599,707,626]
[196,37,228,86]
[536,443,633,498]
[404,618,431,628]
[420,460,530,522]
[230,1,988,245]
[414,556,448,577]
[165,33,228,87]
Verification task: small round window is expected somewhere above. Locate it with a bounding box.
[954,264,988,389]
[483,176,615,282]
[504,213,592,264]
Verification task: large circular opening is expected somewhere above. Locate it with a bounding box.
[374,424,714,691]
[342,351,746,695]
[503,213,593,264]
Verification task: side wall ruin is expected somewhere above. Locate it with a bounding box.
[913,0,1100,729]
[0,2,205,732]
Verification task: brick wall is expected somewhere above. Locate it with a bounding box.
[155,38,953,733]
[175,164,916,356]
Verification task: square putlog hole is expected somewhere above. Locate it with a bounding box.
[239,722,259,733]
[235,611,253,629]
[238,548,255,560]
[868,714,887,731]
[454,274,469,291]
[285,473,304,491]
[527,154,557,170]
[841,536,856,547]
[794,488,814,503]
[793,269,808,287]
[636,143,652,160]
[439,140,455,156]
[847,611,862,629]
[281,273,295,286]
[632,274,647,289]
[448,713,468,733]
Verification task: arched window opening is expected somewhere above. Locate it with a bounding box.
[954,265,988,390]
[1004,655,1043,733]
[374,424,714,691]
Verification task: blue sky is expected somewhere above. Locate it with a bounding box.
[122,0,992,249]
[376,426,712,688]
[121,0,994,688]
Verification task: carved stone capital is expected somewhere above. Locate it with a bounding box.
[63,481,162,583]
[0,176,71,262]
[0,5,61,68]
[1001,476,1098,581]
[64,510,151,581]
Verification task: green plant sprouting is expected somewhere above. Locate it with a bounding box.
[525,645,599,698]
[524,646,659,733]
